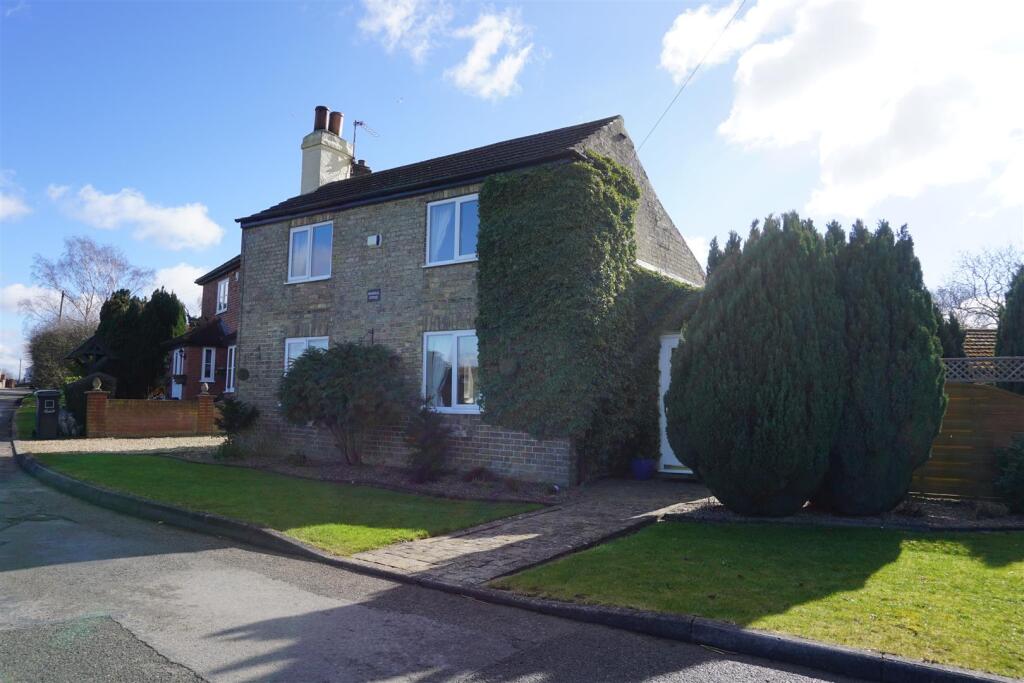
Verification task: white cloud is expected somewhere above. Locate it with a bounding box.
[151,263,208,317]
[660,0,1024,216]
[0,338,25,378]
[0,170,31,222]
[359,0,452,62]
[46,183,69,200]
[445,9,533,100]
[0,193,31,222]
[53,184,224,250]
[0,283,52,313]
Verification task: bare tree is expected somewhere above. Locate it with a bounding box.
[934,244,1024,328]
[19,236,154,328]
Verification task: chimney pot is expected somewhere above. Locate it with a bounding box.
[328,111,344,136]
[313,105,329,131]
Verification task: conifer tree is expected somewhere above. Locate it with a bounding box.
[934,306,965,358]
[996,265,1024,393]
[706,237,722,278]
[665,213,844,515]
[816,221,946,514]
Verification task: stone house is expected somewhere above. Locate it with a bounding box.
[164,255,240,400]
[234,107,704,485]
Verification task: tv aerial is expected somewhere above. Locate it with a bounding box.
[352,120,379,159]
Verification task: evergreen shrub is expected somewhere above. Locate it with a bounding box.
[816,221,947,515]
[665,214,845,516]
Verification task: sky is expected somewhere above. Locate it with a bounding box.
[1,0,1022,375]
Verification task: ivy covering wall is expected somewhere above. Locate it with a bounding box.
[476,153,696,478]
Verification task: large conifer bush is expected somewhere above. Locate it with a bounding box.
[996,265,1024,394]
[815,221,947,515]
[665,213,844,516]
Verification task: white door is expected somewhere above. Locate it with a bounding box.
[658,334,692,474]
[170,348,184,399]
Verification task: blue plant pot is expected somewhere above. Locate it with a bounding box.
[631,458,656,481]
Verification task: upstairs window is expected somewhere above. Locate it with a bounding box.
[288,222,333,282]
[426,195,478,266]
[284,336,329,373]
[216,278,229,313]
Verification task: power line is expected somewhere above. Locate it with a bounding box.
[637,0,749,151]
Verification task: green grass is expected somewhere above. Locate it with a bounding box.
[36,453,540,556]
[493,521,1024,678]
[13,395,36,439]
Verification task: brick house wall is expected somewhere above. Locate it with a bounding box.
[167,258,240,400]
[234,119,700,485]
[200,270,241,334]
[581,118,704,286]
[236,181,576,484]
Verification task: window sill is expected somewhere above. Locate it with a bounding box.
[215,307,228,314]
[432,406,481,415]
[423,257,477,269]
[285,275,332,285]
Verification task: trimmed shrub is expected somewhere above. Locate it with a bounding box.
[815,221,947,515]
[214,396,259,461]
[277,342,407,464]
[996,265,1024,394]
[995,436,1024,512]
[216,396,259,434]
[665,214,845,516]
[404,399,452,482]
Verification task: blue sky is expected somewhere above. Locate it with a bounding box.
[1,0,1022,374]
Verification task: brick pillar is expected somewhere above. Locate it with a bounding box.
[196,383,216,434]
[85,387,109,438]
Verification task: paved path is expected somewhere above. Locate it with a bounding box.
[354,480,711,584]
[0,392,855,682]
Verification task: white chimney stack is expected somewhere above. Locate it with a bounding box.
[300,105,353,194]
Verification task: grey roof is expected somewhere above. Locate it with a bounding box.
[237,115,620,226]
[195,255,241,285]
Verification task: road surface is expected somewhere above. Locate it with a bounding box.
[0,390,856,682]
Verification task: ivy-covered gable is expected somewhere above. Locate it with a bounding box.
[476,153,696,475]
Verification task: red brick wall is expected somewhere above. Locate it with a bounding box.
[86,392,219,438]
[177,346,228,400]
[200,268,240,334]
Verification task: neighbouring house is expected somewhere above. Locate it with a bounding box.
[163,255,241,400]
[963,328,997,357]
[233,107,704,485]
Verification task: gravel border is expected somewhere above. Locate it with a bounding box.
[12,444,1016,683]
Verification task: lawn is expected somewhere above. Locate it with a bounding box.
[13,395,35,439]
[493,521,1024,678]
[36,453,540,555]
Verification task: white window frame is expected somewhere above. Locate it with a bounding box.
[424,194,479,267]
[225,345,237,393]
[287,221,333,283]
[200,347,216,383]
[283,336,329,373]
[216,278,229,313]
[422,329,480,414]
[171,348,185,375]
